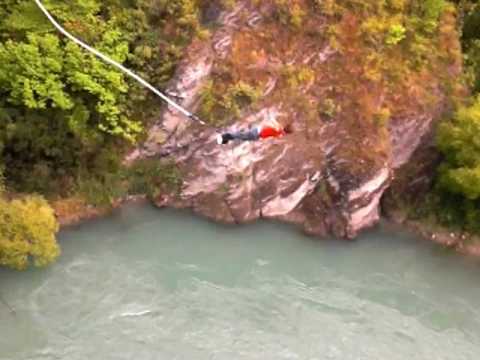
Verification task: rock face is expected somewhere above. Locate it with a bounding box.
[127,1,460,239]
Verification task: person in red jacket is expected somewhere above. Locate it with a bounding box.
[217,123,292,145]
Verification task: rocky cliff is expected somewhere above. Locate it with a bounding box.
[126,1,461,239]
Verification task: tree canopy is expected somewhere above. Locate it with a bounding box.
[427,1,480,233]
[0,195,60,270]
[0,0,203,269]
[0,0,202,194]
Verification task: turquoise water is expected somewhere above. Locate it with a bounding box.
[1,204,480,359]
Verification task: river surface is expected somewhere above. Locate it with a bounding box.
[1,204,480,359]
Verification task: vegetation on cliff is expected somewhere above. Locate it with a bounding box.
[0,0,203,269]
[0,0,203,197]
[409,1,480,236]
[199,0,459,184]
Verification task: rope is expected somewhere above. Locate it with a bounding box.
[33,0,206,125]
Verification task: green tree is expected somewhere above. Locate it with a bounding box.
[0,23,141,143]
[0,0,142,194]
[437,98,480,200]
[0,195,60,270]
[0,0,202,195]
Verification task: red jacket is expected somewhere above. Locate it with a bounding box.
[259,126,285,139]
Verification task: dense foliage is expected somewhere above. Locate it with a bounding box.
[0,195,59,270]
[0,0,204,269]
[0,168,60,270]
[424,1,480,233]
[0,0,201,195]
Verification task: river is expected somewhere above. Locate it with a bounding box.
[1,204,480,359]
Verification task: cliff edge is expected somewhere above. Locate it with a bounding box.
[127,0,462,239]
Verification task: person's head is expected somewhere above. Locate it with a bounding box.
[283,123,294,134]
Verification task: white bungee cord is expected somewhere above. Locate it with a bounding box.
[33,0,206,125]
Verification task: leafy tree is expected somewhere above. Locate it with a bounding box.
[0,0,201,195]
[409,1,480,233]
[437,98,480,200]
[432,97,480,233]
[0,195,60,270]
[0,1,139,194]
[0,11,141,142]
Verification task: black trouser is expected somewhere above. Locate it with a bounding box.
[221,128,260,144]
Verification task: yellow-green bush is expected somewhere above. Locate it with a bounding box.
[385,24,406,46]
[0,195,60,270]
[273,0,306,29]
[199,80,262,125]
[282,65,316,89]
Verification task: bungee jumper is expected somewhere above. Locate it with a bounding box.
[217,122,293,145]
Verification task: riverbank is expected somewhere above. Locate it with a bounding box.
[385,206,480,257]
[51,195,148,228]
[412,221,480,257]
[52,192,480,259]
